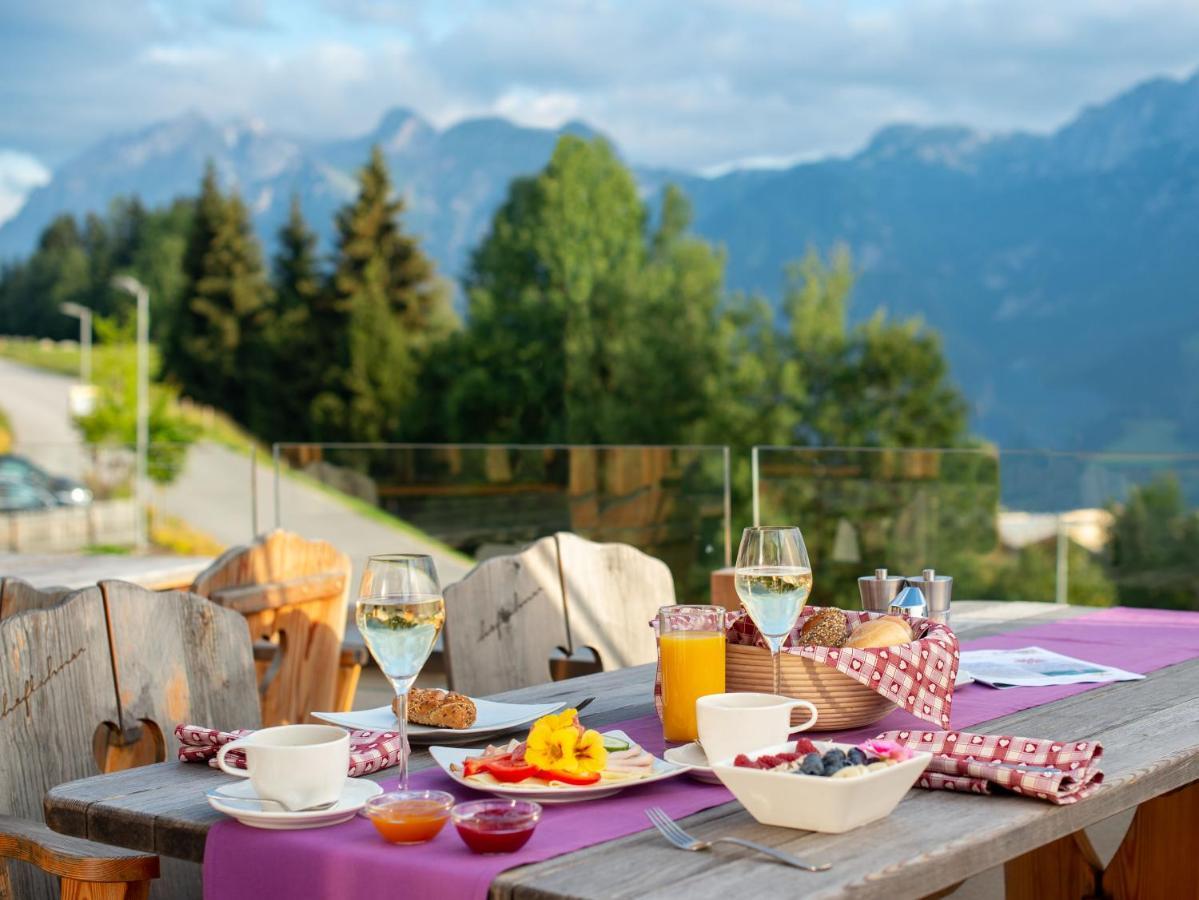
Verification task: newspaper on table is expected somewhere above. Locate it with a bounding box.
[959,646,1145,689]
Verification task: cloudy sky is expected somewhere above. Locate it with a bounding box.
[2,0,1198,187]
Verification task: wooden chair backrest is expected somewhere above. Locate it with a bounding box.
[555,531,675,670]
[442,532,675,695]
[0,577,70,620]
[191,529,351,725]
[0,588,118,900]
[443,535,570,696]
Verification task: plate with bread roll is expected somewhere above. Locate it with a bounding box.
[312,689,568,745]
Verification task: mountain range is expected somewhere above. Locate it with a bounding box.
[3,69,1199,453]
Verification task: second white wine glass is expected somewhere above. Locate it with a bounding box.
[733,525,812,695]
[356,553,445,790]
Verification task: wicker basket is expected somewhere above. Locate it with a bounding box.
[726,643,896,730]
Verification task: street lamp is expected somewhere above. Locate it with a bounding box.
[112,275,150,552]
[59,301,92,383]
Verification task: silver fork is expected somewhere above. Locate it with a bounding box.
[644,807,830,872]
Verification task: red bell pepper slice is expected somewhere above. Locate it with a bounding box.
[481,758,540,783]
[534,768,602,786]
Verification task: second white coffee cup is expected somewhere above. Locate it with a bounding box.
[217,723,349,811]
[696,692,818,764]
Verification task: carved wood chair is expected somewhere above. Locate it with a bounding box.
[190,530,359,725]
[0,581,258,900]
[442,532,675,695]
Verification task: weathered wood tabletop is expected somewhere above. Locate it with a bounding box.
[44,601,1199,899]
[0,552,212,591]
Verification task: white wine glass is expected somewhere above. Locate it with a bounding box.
[356,554,445,790]
[733,526,812,696]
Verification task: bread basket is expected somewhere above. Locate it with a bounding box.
[724,606,957,731]
[725,643,896,729]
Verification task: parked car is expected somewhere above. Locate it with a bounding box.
[0,454,93,507]
[0,477,60,513]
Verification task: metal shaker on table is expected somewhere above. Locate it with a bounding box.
[905,568,952,626]
[857,568,906,612]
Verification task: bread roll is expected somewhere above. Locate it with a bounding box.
[844,616,913,649]
[799,608,849,647]
[394,688,477,729]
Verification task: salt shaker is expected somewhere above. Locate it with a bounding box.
[857,568,906,613]
[905,568,952,626]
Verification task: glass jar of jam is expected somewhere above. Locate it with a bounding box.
[364,790,455,845]
[451,799,542,854]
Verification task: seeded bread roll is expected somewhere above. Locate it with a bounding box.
[394,688,477,729]
[799,607,849,647]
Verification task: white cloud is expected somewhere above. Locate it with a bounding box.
[2,0,1198,169]
[0,151,51,225]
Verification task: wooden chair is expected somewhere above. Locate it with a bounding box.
[443,534,571,695]
[190,530,356,725]
[0,576,69,619]
[0,582,258,900]
[443,532,674,695]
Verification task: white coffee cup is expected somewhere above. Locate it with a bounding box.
[216,724,350,811]
[696,693,819,764]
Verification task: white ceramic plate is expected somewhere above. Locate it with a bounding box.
[662,742,722,784]
[429,730,688,803]
[955,668,975,687]
[206,778,382,830]
[312,698,567,745]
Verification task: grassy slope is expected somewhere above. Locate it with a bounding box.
[0,338,472,564]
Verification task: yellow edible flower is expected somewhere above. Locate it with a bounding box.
[524,709,608,774]
[573,728,608,774]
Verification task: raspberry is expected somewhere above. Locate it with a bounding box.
[756,754,783,769]
[733,754,754,768]
[794,738,819,755]
[774,751,801,763]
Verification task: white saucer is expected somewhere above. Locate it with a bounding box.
[662,742,722,784]
[206,778,383,830]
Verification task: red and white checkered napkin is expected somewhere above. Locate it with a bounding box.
[174,725,405,777]
[652,608,959,726]
[877,729,1104,804]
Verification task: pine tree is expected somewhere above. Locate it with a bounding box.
[259,194,322,438]
[313,146,454,441]
[166,162,272,425]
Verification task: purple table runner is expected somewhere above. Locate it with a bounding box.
[203,607,1199,900]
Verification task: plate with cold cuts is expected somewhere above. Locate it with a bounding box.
[313,697,568,745]
[430,730,688,803]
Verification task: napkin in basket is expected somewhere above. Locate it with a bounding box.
[653,607,961,727]
[877,728,1104,804]
[175,725,404,777]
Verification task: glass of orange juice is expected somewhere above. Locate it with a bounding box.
[659,606,726,743]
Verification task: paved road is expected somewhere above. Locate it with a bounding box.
[0,357,473,586]
[0,357,87,474]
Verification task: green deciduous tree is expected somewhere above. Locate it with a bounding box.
[424,136,726,445]
[165,162,272,426]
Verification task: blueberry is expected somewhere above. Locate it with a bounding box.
[821,749,846,768]
[799,752,824,776]
[847,748,867,766]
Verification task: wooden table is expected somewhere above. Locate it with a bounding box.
[0,552,212,591]
[44,602,1199,899]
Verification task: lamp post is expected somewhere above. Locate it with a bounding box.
[112,276,149,552]
[59,302,92,383]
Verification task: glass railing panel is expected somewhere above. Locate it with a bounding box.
[753,446,1199,611]
[272,443,731,603]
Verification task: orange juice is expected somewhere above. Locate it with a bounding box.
[660,631,726,742]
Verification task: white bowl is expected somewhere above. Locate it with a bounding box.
[711,740,931,833]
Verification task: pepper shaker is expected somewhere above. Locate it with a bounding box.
[858,567,906,613]
[905,568,952,626]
